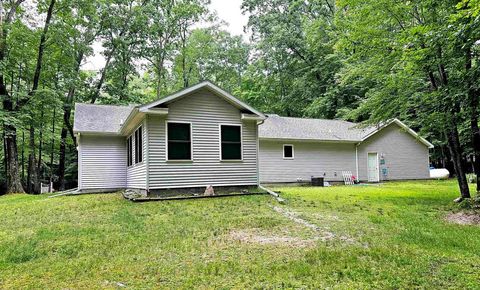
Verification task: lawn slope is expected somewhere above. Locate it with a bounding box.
[0,180,479,289]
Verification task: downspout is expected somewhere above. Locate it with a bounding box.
[77,133,82,191]
[256,119,265,186]
[256,119,283,203]
[355,142,359,180]
[145,116,149,194]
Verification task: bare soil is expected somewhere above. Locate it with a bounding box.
[445,212,480,225]
[229,229,318,247]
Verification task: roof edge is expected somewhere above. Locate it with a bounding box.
[139,81,266,119]
[259,137,362,143]
[362,119,434,149]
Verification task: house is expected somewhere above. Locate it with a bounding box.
[258,115,433,183]
[73,81,433,193]
[73,81,266,193]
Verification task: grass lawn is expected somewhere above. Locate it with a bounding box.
[0,180,479,289]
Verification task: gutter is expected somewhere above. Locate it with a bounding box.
[258,137,361,143]
[119,107,140,135]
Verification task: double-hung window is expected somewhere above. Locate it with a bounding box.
[135,126,143,163]
[127,136,133,166]
[167,122,192,161]
[127,126,142,166]
[220,125,242,160]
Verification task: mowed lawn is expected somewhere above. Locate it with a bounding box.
[1,180,479,289]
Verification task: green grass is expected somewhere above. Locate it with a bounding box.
[0,180,479,289]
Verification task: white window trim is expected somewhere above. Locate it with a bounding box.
[283,144,294,159]
[165,121,193,162]
[219,123,243,161]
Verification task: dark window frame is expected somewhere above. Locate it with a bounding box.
[134,126,143,164]
[127,126,143,167]
[283,144,294,159]
[220,124,242,161]
[127,136,133,166]
[166,121,192,161]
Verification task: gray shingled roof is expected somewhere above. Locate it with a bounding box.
[73,104,375,142]
[259,114,375,142]
[73,103,134,134]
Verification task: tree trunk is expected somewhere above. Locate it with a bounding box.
[21,130,24,182]
[57,127,68,191]
[50,107,56,182]
[30,0,55,94]
[24,0,56,194]
[1,34,24,193]
[90,47,114,103]
[2,127,7,189]
[466,47,480,192]
[445,123,470,199]
[27,122,39,194]
[471,113,480,192]
[37,106,44,176]
[58,51,83,190]
[5,125,23,193]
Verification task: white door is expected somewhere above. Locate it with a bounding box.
[367,153,379,182]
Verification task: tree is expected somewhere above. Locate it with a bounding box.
[335,0,474,199]
[241,0,339,117]
[1,0,26,193]
[171,27,250,92]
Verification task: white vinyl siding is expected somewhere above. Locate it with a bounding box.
[357,123,430,181]
[127,120,147,189]
[147,88,258,189]
[259,141,356,183]
[78,135,126,190]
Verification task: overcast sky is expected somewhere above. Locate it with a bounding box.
[82,0,249,71]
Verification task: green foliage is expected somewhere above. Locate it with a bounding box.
[1,0,479,192]
[467,173,478,184]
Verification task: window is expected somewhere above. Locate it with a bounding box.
[135,126,143,163]
[283,144,294,159]
[127,126,142,166]
[127,136,133,166]
[167,122,191,160]
[220,125,242,160]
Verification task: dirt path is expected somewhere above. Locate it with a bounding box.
[270,206,336,241]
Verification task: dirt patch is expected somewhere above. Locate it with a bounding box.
[446,212,480,225]
[270,206,355,243]
[271,206,323,232]
[229,229,318,247]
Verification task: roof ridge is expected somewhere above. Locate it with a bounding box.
[75,102,135,108]
[269,114,358,125]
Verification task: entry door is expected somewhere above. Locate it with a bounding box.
[367,153,379,182]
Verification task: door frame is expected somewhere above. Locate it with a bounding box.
[367,152,380,182]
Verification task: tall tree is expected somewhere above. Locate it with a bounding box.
[242,0,339,117]
[335,0,473,199]
[1,0,26,193]
[24,0,56,194]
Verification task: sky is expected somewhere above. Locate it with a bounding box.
[82,0,249,71]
